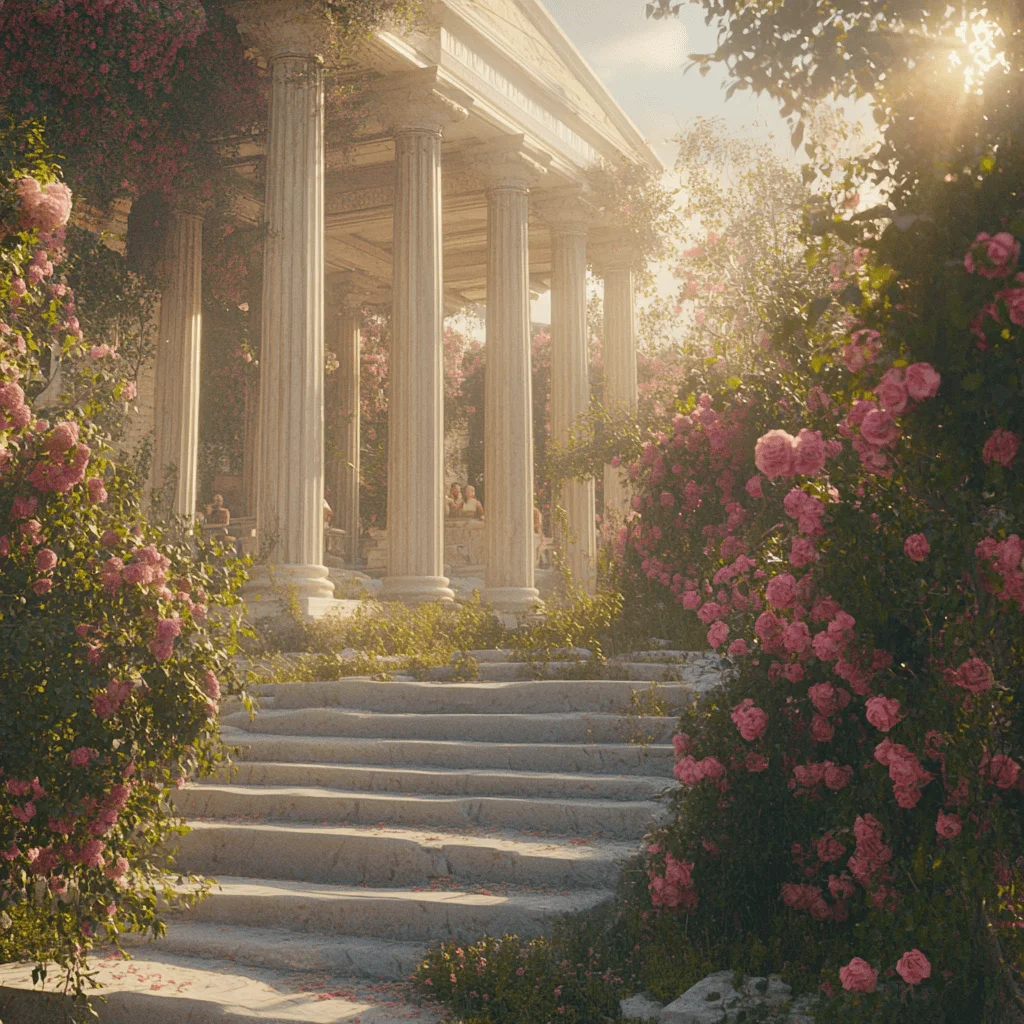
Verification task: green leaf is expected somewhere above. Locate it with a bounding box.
[960,372,984,392]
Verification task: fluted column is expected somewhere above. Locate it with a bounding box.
[231,0,332,609]
[152,210,203,518]
[336,292,362,565]
[548,200,596,591]
[476,145,545,613]
[378,73,467,605]
[601,258,637,519]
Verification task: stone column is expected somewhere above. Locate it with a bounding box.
[231,1,333,612]
[378,73,467,605]
[547,198,596,591]
[475,145,546,614]
[601,257,638,520]
[336,291,362,565]
[152,210,203,518]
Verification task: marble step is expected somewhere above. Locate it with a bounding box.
[185,875,613,943]
[0,952,439,1023]
[222,728,675,776]
[420,662,711,683]
[214,760,670,801]
[221,708,676,745]
[175,821,635,889]
[173,783,664,838]
[120,922,425,981]
[255,677,692,714]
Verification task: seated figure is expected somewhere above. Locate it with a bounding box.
[204,493,230,529]
[461,484,484,519]
[446,483,464,518]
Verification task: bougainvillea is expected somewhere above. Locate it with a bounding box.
[0,122,246,996]
[632,222,1023,1018]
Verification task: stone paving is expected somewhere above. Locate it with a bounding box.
[0,651,726,1022]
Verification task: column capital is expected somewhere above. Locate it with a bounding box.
[372,67,471,134]
[326,271,388,313]
[535,187,594,236]
[591,242,640,275]
[228,0,328,61]
[167,200,210,223]
[466,136,549,191]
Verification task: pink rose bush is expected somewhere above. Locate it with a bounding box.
[0,131,246,995]
[633,224,1023,1016]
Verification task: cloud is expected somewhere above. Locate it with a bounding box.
[586,19,689,76]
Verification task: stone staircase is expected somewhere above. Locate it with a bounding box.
[0,653,725,1023]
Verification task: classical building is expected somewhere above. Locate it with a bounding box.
[150,0,659,615]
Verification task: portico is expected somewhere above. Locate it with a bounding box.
[152,0,658,614]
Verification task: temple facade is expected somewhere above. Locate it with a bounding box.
[149,0,659,615]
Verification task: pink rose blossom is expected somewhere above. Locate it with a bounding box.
[793,429,826,476]
[68,747,97,768]
[707,621,729,648]
[32,579,52,596]
[727,639,750,657]
[895,949,931,986]
[839,958,878,993]
[816,834,845,863]
[754,430,796,479]
[745,475,764,499]
[935,812,962,839]
[12,495,37,518]
[904,362,940,400]
[808,683,850,718]
[865,695,903,732]
[811,715,835,743]
[731,698,768,741]
[35,548,57,572]
[965,231,1020,278]
[765,573,797,609]
[86,477,108,504]
[875,368,908,414]
[789,537,818,567]
[202,671,221,700]
[955,657,994,694]
[982,428,1020,467]
[745,752,769,773]
[981,753,1021,789]
[860,408,901,448]
[903,533,930,561]
[16,177,73,234]
[782,621,811,653]
[823,763,853,791]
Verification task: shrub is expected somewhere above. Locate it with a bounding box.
[0,121,246,998]
[634,222,1024,1020]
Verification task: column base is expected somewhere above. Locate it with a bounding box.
[241,561,333,606]
[379,574,455,606]
[482,586,543,614]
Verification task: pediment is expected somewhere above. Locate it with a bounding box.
[438,0,658,170]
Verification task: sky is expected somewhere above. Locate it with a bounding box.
[526,0,798,324]
[541,0,796,169]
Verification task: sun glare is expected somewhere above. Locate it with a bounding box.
[948,11,1010,92]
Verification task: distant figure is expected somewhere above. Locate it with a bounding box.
[446,483,464,518]
[323,497,333,526]
[461,484,484,519]
[204,493,230,529]
[534,505,551,567]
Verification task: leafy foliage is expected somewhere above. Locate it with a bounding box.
[0,121,246,1001]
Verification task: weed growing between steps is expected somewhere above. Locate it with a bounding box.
[242,577,643,682]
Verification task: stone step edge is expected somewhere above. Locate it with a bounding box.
[182,781,664,813]
[179,818,643,859]
[118,921,427,982]
[217,760,670,789]
[0,953,437,1024]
